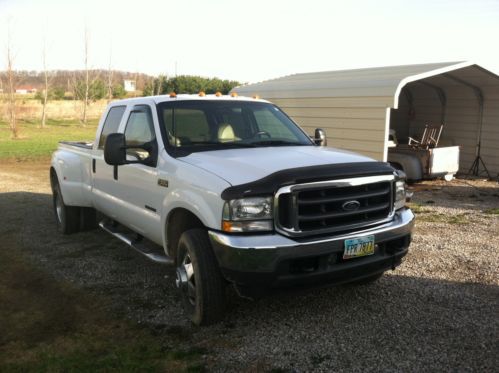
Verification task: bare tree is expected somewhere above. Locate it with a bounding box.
[5,21,18,138]
[81,25,90,126]
[40,32,49,128]
[106,42,113,102]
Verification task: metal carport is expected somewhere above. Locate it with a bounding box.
[232,62,499,177]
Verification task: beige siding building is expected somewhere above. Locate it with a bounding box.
[233,62,499,177]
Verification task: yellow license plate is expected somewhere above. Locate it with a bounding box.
[343,235,375,259]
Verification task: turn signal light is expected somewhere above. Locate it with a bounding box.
[222,221,233,232]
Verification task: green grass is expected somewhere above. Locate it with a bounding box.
[0,249,207,372]
[407,202,432,214]
[0,118,98,161]
[483,208,499,215]
[417,212,469,224]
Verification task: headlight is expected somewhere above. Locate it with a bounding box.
[222,197,273,232]
[394,180,407,210]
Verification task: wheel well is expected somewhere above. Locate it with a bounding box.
[166,208,205,259]
[50,167,58,189]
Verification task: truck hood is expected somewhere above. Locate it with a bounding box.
[179,146,375,186]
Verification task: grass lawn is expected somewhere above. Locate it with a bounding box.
[0,249,205,372]
[0,119,99,161]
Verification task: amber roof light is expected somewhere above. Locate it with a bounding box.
[230,92,238,97]
[199,91,206,97]
[169,92,177,98]
[215,92,222,97]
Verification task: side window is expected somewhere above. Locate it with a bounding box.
[98,106,126,149]
[253,108,297,140]
[124,105,155,160]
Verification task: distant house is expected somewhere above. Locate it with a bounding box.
[16,85,37,94]
[124,80,136,92]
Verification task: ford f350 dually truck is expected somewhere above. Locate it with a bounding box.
[51,93,414,325]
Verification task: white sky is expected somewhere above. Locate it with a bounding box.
[1,0,499,83]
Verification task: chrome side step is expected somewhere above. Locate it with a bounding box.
[99,220,174,265]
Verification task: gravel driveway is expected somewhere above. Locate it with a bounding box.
[1,161,498,371]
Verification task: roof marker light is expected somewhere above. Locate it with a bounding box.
[253,95,260,99]
[230,92,238,97]
[169,92,177,98]
[199,91,206,97]
[215,91,222,97]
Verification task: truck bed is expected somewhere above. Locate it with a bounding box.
[59,141,93,150]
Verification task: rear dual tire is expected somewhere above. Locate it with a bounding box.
[52,178,97,234]
[52,181,80,234]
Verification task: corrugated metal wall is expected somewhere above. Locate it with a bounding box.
[270,97,391,160]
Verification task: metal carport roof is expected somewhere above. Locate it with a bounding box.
[233,62,499,177]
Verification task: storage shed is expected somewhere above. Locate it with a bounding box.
[232,62,499,177]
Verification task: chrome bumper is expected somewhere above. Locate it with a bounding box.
[208,208,415,275]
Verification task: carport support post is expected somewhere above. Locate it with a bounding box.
[443,73,491,178]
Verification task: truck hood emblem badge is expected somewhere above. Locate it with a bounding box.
[342,200,361,211]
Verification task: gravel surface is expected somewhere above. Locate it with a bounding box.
[1,161,498,371]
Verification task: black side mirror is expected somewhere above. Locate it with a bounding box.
[314,128,327,146]
[104,133,127,166]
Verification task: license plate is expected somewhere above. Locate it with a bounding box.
[343,235,375,259]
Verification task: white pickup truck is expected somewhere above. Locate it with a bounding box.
[51,94,414,325]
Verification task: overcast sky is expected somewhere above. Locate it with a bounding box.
[1,0,498,83]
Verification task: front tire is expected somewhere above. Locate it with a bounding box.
[176,229,226,325]
[52,179,80,234]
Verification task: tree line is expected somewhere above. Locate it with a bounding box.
[144,75,240,96]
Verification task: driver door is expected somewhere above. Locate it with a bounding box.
[112,104,164,243]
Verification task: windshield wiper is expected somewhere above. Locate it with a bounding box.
[249,140,307,146]
[184,141,257,148]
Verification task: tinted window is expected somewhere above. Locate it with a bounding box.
[98,106,126,149]
[124,105,155,146]
[158,100,312,152]
[253,108,297,140]
[163,108,211,145]
[123,105,155,162]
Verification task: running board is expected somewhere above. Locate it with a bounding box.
[99,221,174,265]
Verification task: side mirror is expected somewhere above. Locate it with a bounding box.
[314,128,327,146]
[104,133,126,166]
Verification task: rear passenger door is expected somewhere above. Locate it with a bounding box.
[92,105,127,217]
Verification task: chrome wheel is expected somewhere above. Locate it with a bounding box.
[176,253,196,306]
[55,191,63,223]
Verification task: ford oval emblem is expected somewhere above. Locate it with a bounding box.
[342,200,361,211]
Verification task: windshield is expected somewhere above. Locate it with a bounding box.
[157,100,313,155]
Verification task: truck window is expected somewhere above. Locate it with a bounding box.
[98,106,126,149]
[253,108,297,141]
[170,109,211,144]
[124,105,155,161]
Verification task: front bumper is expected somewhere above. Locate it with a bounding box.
[208,208,414,295]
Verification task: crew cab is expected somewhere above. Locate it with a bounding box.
[50,93,414,325]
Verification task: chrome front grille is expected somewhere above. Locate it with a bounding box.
[275,175,395,237]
